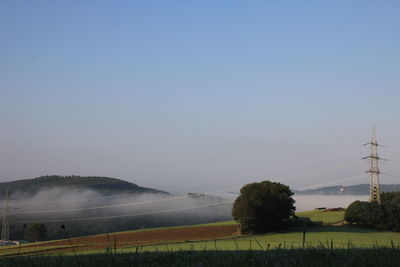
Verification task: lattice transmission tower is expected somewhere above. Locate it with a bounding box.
[1,190,10,242]
[363,127,382,203]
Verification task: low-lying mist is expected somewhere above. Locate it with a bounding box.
[6,187,233,240]
[5,187,370,240]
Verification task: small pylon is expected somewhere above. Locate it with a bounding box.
[1,190,10,242]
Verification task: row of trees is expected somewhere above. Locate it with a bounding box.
[345,192,400,231]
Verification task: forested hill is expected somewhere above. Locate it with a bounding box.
[0,175,168,198]
[294,184,400,195]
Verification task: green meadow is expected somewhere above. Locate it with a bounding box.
[2,209,400,260]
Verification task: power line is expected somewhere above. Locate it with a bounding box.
[9,159,362,207]
[10,192,151,206]
[164,171,262,191]
[381,173,400,178]
[384,159,400,164]
[278,160,362,182]
[10,195,189,215]
[165,154,361,191]
[15,200,234,223]
[8,160,365,214]
[296,174,366,191]
[10,170,385,223]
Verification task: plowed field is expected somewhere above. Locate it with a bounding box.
[3,224,240,256]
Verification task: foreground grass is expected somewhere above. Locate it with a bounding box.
[2,249,400,267]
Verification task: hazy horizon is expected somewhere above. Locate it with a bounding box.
[1,1,400,192]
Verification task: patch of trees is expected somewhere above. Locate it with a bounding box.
[232,181,296,233]
[345,192,400,231]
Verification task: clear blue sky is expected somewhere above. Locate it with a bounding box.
[1,1,400,191]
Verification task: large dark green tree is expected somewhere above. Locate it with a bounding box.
[344,200,371,225]
[232,180,295,233]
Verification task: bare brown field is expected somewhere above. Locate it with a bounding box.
[2,224,240,256]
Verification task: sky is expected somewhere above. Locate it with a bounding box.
[1,0,400,193]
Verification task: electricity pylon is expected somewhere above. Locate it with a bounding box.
[1,190,10,242]
[363,127,381,203]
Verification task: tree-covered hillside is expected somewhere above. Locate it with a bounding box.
[0,175,167,198]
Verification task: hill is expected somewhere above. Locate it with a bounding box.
[294,184,400,195]
[3,176,232,241]
[0,175,167,198]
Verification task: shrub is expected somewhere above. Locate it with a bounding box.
[345,192,400,231]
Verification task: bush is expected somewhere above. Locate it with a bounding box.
[232,180,295,233]
[345,201,370,225]
[345,192,400,231]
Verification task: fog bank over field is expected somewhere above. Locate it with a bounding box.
[6,187,232,240]
[5,187,374,240]
[7,189,371,216]
[294,194,369,212]
[6,187,229,222]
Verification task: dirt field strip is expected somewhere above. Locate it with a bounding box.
[2,224,240,256]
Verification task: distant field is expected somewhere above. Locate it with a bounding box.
[2,210,400,257]
[297,210,345,224]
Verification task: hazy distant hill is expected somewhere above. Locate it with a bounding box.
[294,184,400,195]
[0,175,168,198]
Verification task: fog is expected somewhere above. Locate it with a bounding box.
[7,187,232,224]
[5,186,373,240]
[6,188,371,222]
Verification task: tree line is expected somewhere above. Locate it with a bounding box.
[345,192,400,231]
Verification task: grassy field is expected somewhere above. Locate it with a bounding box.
[129,226,400,252]
[297,210,345,224]
[2,210,400,258]
[1,249,400,267]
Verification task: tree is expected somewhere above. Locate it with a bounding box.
[25,223,46,242]
[345,200,370,225]
[345,194,397,231]
[381,192,400,231]
[232,181,295,233]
